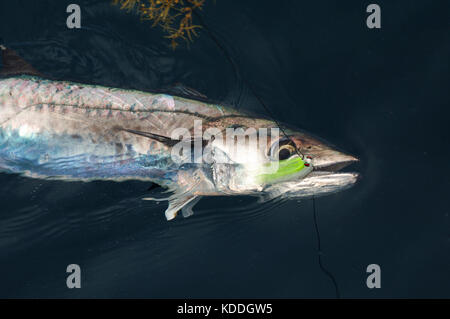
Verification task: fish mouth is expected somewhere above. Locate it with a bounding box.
[261,134,360,198]
[304,152,360,186]
[261,153,359,199]
[312,155,359,174]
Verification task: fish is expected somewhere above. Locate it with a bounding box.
[0,45,359,220]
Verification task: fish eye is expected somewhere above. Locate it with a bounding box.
[278,144,296,160]
[269,138,297,160]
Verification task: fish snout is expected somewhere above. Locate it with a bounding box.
[290,136,358,172]
[310,150,358,172]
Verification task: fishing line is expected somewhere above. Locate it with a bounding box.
[193,12,304,159]
[312,196,341,298]
[196,11,340,297]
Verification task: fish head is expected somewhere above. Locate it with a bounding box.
[262,130,360,199]
[207,120,359,198]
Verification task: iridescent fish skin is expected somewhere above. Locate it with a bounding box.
[0,75,358,220]
[0,76,230,184]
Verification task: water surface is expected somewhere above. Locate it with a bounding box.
[0,0,448,298]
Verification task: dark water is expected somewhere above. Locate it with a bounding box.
[0,0,449,298]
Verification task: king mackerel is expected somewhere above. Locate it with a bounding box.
[0,45,358,220]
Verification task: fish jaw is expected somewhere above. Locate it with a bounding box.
[260,130,360,197]
[259,146,359,199]
[307,147,358,172]
[262,171,359,200]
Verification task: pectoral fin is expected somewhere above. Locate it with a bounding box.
[165,195,200,220]
[122,128,180,147]
[122,128,208,148]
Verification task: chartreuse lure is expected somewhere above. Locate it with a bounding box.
[256,156,313,185]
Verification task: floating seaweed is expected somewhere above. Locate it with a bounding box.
[112,0,206,49]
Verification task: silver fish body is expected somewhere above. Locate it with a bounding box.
[0,75,359,219]
[0,76,230,183]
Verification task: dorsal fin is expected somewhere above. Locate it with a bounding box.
[0,45,43,77]
[162,83,208,100]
